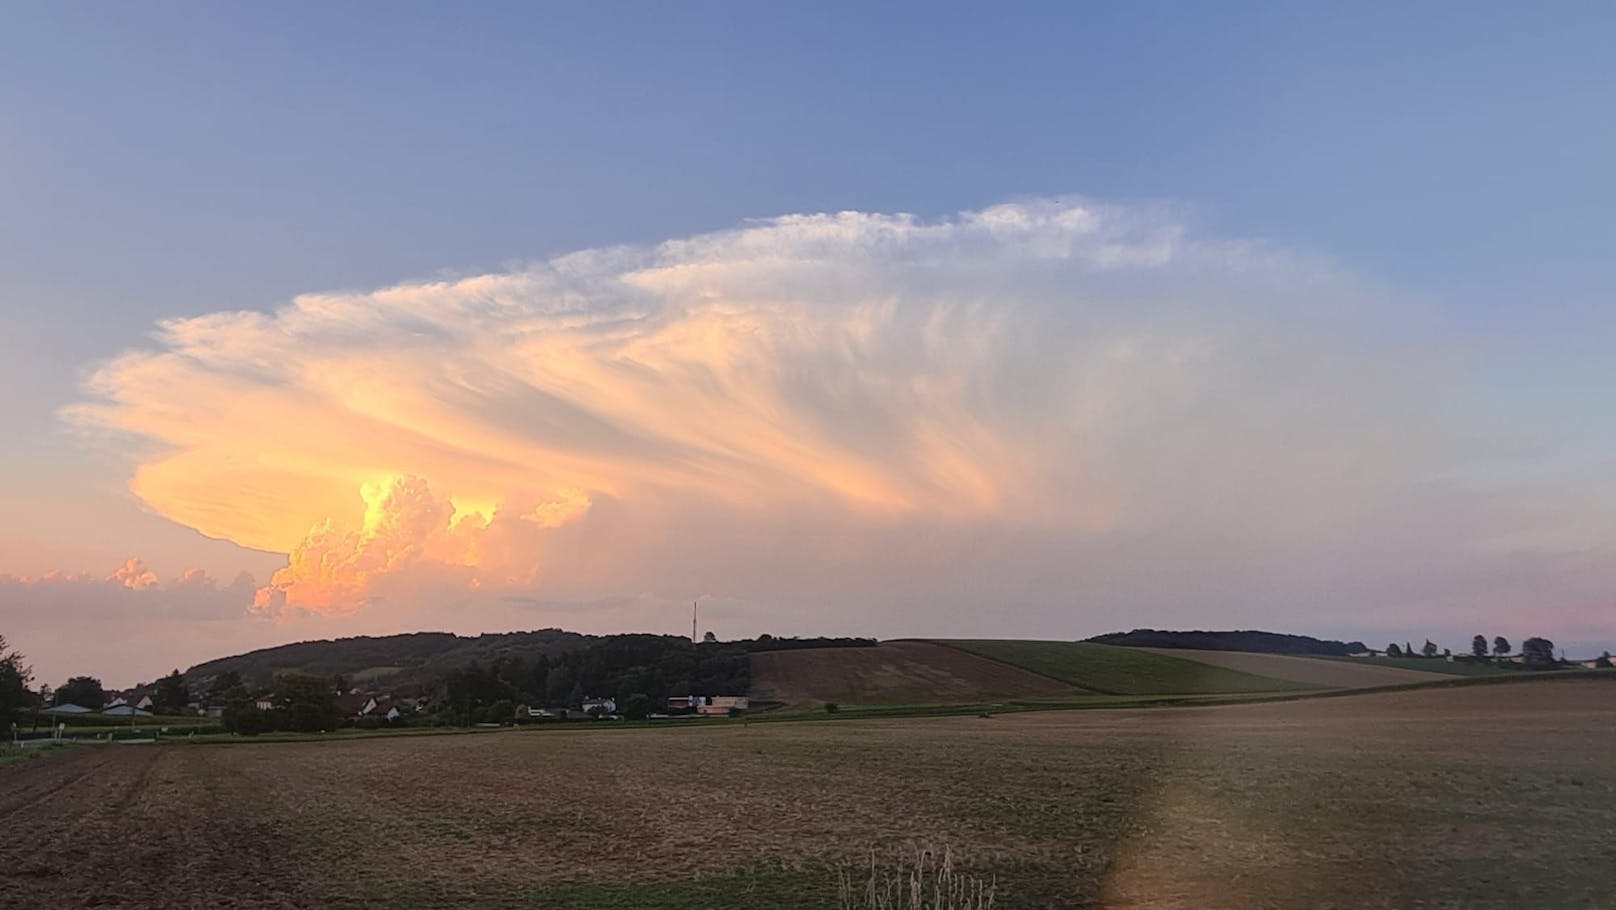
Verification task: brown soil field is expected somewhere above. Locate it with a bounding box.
[2,679,1613,909]
[1135,647,1450,688]
[749,640,1080,704]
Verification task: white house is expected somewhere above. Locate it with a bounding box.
[580,697,616,715]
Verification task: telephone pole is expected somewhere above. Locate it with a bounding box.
[691,601,698,643]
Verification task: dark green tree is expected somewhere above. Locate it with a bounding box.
[1596,651,1613,669]
[212,671,260,733]
[622,693,651,720]
[1386,643,1403,657]
[1493,636,1511,658]
[1521,637,1556,669]
[274,673,340,732]
[0,635,34,727]
[57,675,106,710]
[153,670,188,714]
[1471,635,1489,659]
[486,699,515,725]
[1421,640,1439,658]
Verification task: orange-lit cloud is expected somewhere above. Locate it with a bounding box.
[62,199,1616,633]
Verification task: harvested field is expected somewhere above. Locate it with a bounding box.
[1135,647,1450,688]
[749,640,1080,704]
[940,639,1311,694]
[2,679,1614,909]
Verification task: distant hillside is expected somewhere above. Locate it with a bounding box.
[1085,629,1368,657]
[185,629,591,693]
[940,640,1310,695]
[184,630,876,696]
[750,641,1079,705]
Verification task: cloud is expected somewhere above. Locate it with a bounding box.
[62,198,1614,643]
[0,562,263,686]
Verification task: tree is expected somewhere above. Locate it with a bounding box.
[1520,637,1556,669]
[1471,635,1489,659]
[1493,636,1511,658]
[622,693,651,720]
[0,635,34,727]
[1405,642,1415,659]
[1421,640,1439,658]
[486,699,515,725]
[153,670,188,715]
[1386,643,1403,658]
[1596,652,1613,670]
[57,675,106,710]
[702,631,717,643]
[274,673,340,732]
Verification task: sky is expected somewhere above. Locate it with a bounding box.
[2,3,1614,687]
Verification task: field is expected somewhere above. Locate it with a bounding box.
[1130,648,1449,688]
[3,679,1614,909]
[938,640,1312,695]
[750,640,1081,705]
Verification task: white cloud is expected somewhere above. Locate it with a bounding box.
[57,197,1614,647]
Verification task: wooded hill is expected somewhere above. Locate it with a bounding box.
[1084,628,1369,656]
[184,629,874,697]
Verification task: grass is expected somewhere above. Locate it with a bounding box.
[936,640,1313,695]
[1313,654,1513,676]
[0,742,70,766]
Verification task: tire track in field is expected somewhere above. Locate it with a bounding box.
[0,745,115,817]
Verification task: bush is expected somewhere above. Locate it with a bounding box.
[824,702,840,714]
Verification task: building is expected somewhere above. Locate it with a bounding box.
[101,704,153,717]
[667,695,750,716]
[580,697,616,716]
[103,693,154,712]
[700,696,749,716]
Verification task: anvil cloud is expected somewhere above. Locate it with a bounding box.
[62,199,1613,642]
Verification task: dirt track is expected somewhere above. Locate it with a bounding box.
[1134,647,1450,688]
[2,679,1613,909]
[749,640,1080,704]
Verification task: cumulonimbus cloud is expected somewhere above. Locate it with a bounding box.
[63,198,1612,632]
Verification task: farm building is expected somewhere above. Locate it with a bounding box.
[668,695,750,715]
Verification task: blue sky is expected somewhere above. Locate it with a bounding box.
[2,3,1613,684]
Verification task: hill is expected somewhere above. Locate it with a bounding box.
[749,641,1081,705]
[1085,629,1369,656]
[185,629,593,692]
[936,640,1313,695]
[184,630,878,700]
[1132,648,1448,688]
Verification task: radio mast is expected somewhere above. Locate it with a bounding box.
[692,600,698,643]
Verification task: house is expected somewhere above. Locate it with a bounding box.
[255,697,275,711]
[699,696,749,716]
[366,698,402,721]
[580,697,616,716]
[668,695,750,716]
[335,692,373,718]
[103,693,154,712]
